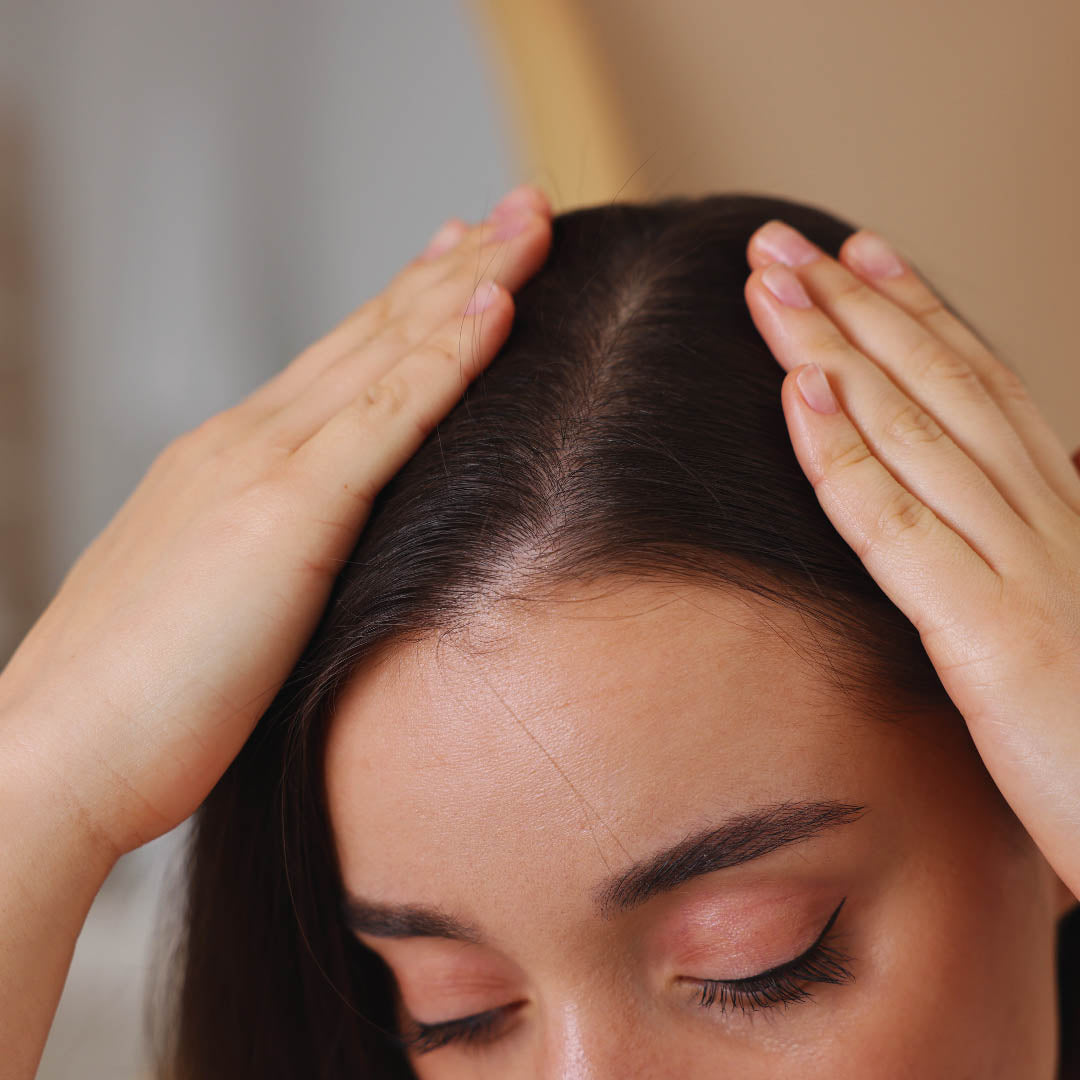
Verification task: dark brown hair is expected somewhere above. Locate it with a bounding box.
[151,192,1078,1077]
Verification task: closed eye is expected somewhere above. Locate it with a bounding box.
[392,898,854,1056]
[396,1001,522,1056]
[691,896,854,1014]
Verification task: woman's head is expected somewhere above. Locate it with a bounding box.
[324,573,1064,1078]
[158,194,1078,1079]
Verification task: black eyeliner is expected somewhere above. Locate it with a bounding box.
[393,897,856,1054]
[695,895,854,1012]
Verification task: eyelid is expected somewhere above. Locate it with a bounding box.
[724,896,846,984]
[395,899,854,1054]
[692,896,854,1013]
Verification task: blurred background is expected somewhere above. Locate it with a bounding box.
[1,0,1077,1076]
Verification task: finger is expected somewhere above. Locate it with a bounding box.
[302,185,548,361]
[235,186,551,423]
[415,182,552,262]
[415,216,470,262]
[836,227,1080,515]
[275,280,512,564]
[383,185,552,323]
[259,246,527,451]
[779,360,1001,649]
[745,262,1036,576]
[243,210,545,423]
[748,221,1079,540]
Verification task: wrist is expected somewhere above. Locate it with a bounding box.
[0,701,124,882]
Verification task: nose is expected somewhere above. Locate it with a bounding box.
[535,998,666,1080]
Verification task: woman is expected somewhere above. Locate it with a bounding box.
[1,185,1077,1078]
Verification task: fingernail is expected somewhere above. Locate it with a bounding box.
[762,263,813,309]
[845,230,906,279]
[465,280,499,315]
[796,363,839,414]
[754,220,820,267]
[420,218,464,261]
[490,184,536,220]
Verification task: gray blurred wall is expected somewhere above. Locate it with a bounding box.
[0,1,514,1076]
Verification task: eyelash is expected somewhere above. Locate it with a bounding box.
[399,1005,507,1056]
[397,898,853,1056]
[694,896,853,1015]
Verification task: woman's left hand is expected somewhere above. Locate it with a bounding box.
[743,219,1080,900]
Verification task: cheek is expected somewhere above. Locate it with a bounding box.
[409,1051,491,1080]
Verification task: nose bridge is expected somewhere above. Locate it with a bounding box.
[536,994,659,1080]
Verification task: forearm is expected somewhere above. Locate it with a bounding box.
[0,722,117,1080]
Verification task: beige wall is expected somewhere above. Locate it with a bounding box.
[571,0,1079,451]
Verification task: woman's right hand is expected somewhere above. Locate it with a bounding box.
[0,183,552,863]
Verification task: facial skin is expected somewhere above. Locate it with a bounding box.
[323,576,1072,1078]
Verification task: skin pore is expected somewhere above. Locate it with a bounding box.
[324,576,1070,1078]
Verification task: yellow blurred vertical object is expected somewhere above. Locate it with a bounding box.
[464,0,1080,451]
[464,0,644,212]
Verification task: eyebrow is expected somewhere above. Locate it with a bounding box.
[341,799,866,943]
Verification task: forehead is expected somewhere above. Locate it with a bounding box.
[323,578,880,894]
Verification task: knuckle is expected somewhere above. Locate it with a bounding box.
[876,486,933,545]
[921,306,963,346]
[830,271,878,310]
[906,288,947,322]
[160,428,199,464]
[883,399,946,448]
[419,335,466,370]
[161,412,229,463]
[806,330,853,363]
[376,318,417,358]
[356,375,408,420]
[823,432,874,476]
[909,337,980,391]
[992,363,1033,407]
[191,436,283,493]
